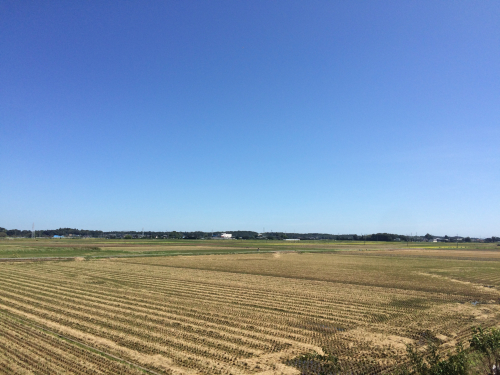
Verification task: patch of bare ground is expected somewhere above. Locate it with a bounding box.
[343,329,413,352]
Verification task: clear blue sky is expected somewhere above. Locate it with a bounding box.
[1,1,499,237]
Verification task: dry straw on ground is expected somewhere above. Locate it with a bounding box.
[0,249,499,374]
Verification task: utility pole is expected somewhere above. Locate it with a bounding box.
[32,223,35,239]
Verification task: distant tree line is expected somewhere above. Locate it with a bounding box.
[0,227,498,242]
[0,227,103,238]
[485,236,500,243]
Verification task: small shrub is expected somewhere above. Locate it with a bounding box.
[400,341,468,375]
[469,326,500,374]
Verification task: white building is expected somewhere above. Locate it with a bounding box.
[221,233,232,239]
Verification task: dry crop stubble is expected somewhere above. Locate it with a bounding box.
[0,251,499,374]
[0,312,146,375]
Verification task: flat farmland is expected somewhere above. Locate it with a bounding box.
[0,238,497,259]
[0,247,499,374]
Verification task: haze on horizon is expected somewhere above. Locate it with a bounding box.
[1,1,498,237]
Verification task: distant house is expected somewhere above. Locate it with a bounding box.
[433,238,448,242]
[212,233,233,239]
[284,239,300,241]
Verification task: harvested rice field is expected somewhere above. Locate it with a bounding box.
[1,238,496,259]
[1,248,499,374]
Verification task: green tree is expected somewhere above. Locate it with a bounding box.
[124,234,132,239]
[169,231,183,239]
[469,327,500,374]
[402,341,468,375]
[0,232,6,238]
[425,233,433,240]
